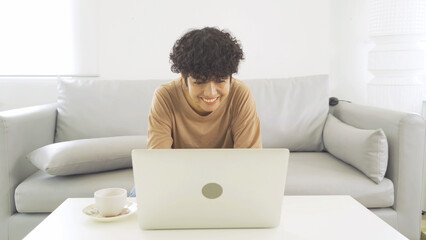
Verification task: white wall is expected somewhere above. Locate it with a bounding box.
[98,0,330,80]
[329,0,370,104]
[0,78,58,111]
[0,0,332,111]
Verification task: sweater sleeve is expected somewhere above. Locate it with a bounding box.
[147,87,174,149]
[231,84,262,148]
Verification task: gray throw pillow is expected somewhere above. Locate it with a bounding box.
[323,114,388,183]
[28,135,147,176]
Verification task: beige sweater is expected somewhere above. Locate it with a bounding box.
[147,78,262,149]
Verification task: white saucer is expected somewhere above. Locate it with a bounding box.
[83,200,137,222]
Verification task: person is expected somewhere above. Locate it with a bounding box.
[129,27,261,197]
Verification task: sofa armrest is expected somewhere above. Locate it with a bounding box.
[0,103,57,239]
[330,101,425,239]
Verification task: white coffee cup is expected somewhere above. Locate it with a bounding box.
[94,188,127,217]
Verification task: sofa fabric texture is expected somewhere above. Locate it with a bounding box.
[55,79,168,142]
[285,152,394,208]
[15,168,134,213]
[28,135,147,176]
[15,152,394,213]
[330,101,426,240]
[1,75,424,240]
[323,113,388,184]
[244,76,328,151]
[56,76,328,151]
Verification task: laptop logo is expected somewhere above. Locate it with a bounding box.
[202,183,223,199]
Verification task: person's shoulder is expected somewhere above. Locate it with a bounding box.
[231,78,252,96]
[151,78,182,113]
[155,78,181,99]
[230,77,259,112]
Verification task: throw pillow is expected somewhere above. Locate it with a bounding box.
[28,135,147,176]
[323,114,388,183]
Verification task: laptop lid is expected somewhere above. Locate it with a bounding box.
[131,148,289,229]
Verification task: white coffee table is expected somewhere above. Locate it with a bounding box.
[24,195,407,240]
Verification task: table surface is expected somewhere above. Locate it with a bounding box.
[24,195,407,240]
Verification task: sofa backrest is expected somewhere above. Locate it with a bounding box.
[55,79,168,143]
[55,75,329,151]
[245,75,328,151]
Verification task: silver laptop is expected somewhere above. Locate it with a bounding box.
[131,148,289,230]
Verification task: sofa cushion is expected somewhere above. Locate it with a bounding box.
[285,152,394,208]
[15,169,134,213]
[28,135,147,176]
[245,75,328,151]
[55,78,168,142]
[323,114,388,184]
[56,76,329,151]
[16,152,393,213]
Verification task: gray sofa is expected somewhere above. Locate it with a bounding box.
[0,75,424,240]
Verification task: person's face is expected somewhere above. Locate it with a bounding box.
[183,74,231,116]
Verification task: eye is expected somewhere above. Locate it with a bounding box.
[193,81,204,85]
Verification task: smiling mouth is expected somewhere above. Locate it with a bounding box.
[201,97,219,105]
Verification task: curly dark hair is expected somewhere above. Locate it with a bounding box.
[170,27,244,85]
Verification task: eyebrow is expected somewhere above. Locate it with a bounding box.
[191,76,229,83]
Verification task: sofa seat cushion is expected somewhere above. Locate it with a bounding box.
[285,152,394,208]
[15,168,134,213]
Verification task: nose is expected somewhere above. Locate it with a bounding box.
[204,81,218,97]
